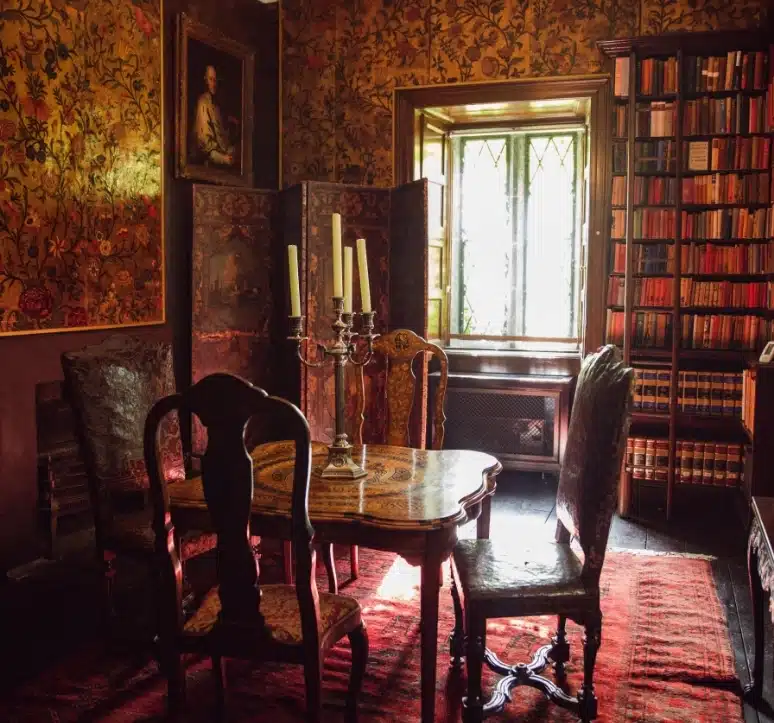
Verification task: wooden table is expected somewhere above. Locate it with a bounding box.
[747,496,774,702]
[169,441,502,722]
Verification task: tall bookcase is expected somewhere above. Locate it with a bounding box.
[599,31,774,519]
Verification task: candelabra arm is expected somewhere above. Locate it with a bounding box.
[288,316,331,369]
[348,311,378,367]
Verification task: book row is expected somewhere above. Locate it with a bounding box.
[612,176,677,206]
[682,208,774,239]
[638,56,679,96]
[607,278,773,310]
[613,208,774,240]
[632,368,743,416]
[605,310,774,349]
[681,173,770,205]
[681,313,773,349]
[681,241,774,274]
[680,279,772,308]
[686,137,771,171]
[606,311,672,348]
[684,51,769,93]
[683,95,772,136]
[637,102,675,137]
[610,242,774,276]
[608,277,672,307]
[609,242,673,274]
[613,138,772,172]
[625,438,743,486]
[613,173,773,206]
[612,209,676,239]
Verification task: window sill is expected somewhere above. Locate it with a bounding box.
[442,346,582,376]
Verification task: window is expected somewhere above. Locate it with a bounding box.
[450,128,585,350]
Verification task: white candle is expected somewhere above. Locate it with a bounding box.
[287,244,301,317]
[356,238,371,313]
[343,247,353,313]
[331,213,343,298]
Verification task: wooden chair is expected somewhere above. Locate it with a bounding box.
[321,329,449,593]
[61,335,217,624]
[448,344,632,722]
[145,373,368,720]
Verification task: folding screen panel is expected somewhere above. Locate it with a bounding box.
[191,185,279,389]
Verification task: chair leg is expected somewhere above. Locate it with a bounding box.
[283,540,293,584]
[350,545,359,580]
[550,614,570,679]
[212,655,226,720]
[303,651,323,723]
[578,611,602,723]
[321,543,338,594]
[346,622,369,721]
[161,646,186,718]
[449,564,465,669]
[462,608,486,723]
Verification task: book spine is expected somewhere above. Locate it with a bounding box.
[692,441,705,484]
[656,370,670,412]
[645,438,656,480]
[702,442,715,485]
[714,442,727,485]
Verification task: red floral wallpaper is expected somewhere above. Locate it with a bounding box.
[281,0,767,188]
[0,0,162,335]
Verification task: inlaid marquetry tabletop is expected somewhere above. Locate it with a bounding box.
[168,440,502,723]
[170,441,501,531]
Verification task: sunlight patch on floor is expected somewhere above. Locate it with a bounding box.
[374,556,422,601]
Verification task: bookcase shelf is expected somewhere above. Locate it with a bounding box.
[600,30,774,520]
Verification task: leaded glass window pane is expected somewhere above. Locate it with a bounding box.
[457,137,511,336]
[451,129,583,347]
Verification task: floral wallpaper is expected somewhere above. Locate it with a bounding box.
[281,0,768,188]
[0,0,162,335]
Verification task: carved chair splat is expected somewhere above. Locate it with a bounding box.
[145,373,368,721]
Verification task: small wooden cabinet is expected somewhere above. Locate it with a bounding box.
[431,372,574,474]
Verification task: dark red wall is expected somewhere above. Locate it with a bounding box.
[0,0,278,572]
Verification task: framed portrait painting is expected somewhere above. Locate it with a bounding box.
[176,14,254,186]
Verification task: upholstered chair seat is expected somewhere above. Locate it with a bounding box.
[184,584,362,650]
[452,538,588,609]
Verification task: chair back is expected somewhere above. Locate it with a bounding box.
[555,344,633,584]
[353,329,448,450]
[61,335,185,541]
[144,373,317,648]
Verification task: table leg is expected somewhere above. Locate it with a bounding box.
[477,495,492,540]
[745,541,765,701]
[420,553,442,723]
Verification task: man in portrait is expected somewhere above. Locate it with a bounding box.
[193,65,235,166]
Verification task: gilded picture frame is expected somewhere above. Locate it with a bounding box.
[176,14,254,187]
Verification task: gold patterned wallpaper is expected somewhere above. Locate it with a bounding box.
[0,0,163,335]
[281,0,768,189]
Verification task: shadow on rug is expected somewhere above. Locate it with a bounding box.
[0,549,743,722]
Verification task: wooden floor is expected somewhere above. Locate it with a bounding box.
[485,471,774,723]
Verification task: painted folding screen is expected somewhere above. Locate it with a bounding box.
[191,184,279,392]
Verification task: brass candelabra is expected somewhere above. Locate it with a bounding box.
[288,297,377,479]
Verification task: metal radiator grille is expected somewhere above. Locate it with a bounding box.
[444,388,556,458]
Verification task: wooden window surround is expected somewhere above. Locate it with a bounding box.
[393,76,613,358]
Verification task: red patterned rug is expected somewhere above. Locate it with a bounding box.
[0,549,743,722]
